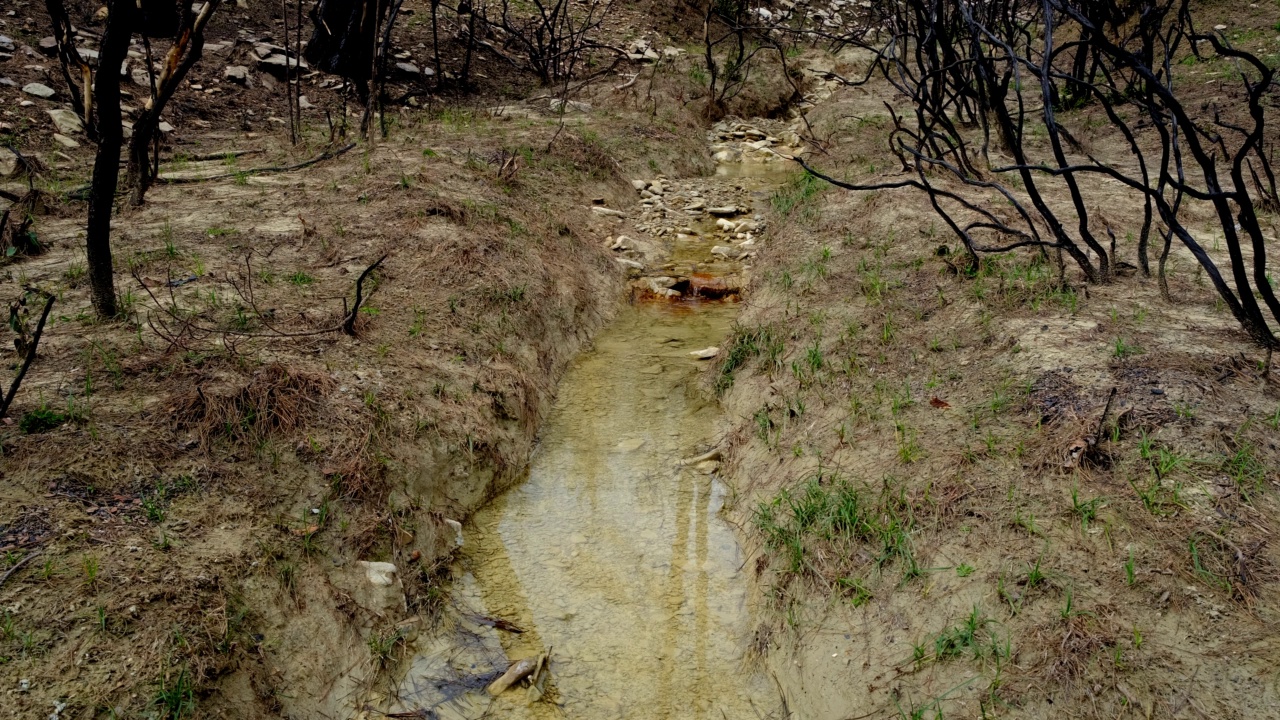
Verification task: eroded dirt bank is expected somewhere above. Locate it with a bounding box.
[712,37,1280,720]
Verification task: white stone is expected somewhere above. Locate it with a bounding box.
[591,206,625,218]
[443,518,463,547]
[22,82,55,99]
[158,121,174,133]
[52,133,79,148]
[46,108,83,134]
[711,245,736,258]
[360,561,398,587]
[689,347,719,359]
[224,64,249,83]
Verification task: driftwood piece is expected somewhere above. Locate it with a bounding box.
[487,657,537,696]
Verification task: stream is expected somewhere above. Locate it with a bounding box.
[378,120,802,720]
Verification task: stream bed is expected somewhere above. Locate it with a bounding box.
[384,301,779,719]
[378,119,804,720]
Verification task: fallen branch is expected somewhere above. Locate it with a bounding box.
[0,551,40,590]
[343,254,388,335]
[0,290,55,419]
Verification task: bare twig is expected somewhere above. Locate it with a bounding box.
[0,551,40,590]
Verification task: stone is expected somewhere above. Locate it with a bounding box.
[0,77,15,87]
[52,133,79,148]
[76,47,99,65]
[443,518,463,547]
[393,61,420,78]
[332,560,407,619]
[224,64,249,83]
[0,35,14,52]
[47,108,83,134]
[616,257,643,270]
[711,245,736,258]
[297,94,313,109]
[252,43,281,59]
[707,205,739,216]
[591,206,625,218]
[38,37,58,55]
[689,347,719,359]
[22,83,55,99]
[0,150,17,178]
[715,218,736,232]
[158,121,174,134]
[631,179,648,191]
[258,53,305,75]
[94,6,109,22]
[131,68,151,87]
[361,561,398,587]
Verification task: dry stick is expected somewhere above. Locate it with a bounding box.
[0,551,40,590]
[1094,386,1118,439]
[155,142,357,184]
[343,254,389,335]
[0,292,55,419]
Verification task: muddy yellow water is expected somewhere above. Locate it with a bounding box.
[386,301,779,719]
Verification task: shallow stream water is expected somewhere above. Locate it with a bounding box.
[385,301,779,719]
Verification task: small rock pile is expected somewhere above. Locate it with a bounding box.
[707,120,806,165]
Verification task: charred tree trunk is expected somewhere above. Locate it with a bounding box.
[124,0,222,206]
[306,0,390,103]
[85,0,136,319]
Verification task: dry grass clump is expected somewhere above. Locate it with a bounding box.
[171,363,332,449]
